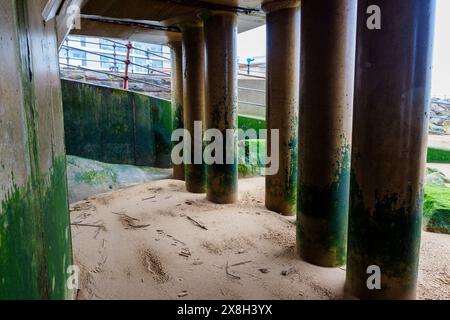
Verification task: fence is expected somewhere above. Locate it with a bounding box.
[59,37,449,123]
[60,37,172,92]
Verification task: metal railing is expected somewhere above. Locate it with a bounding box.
[59,40,449,121]
[60,37,172,91]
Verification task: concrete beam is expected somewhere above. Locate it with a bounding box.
[81,0,265,33]
[55,0,88,48]
[71,17,182,44]
[41,0,63,21]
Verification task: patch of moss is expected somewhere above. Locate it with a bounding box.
[423,185,450,234]
[427,147,450,163]
[238,115,266,139]
[76,170,116,185]
[238,139,266,178]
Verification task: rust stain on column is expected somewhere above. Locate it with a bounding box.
[297,0,357,267]
[181,21,206,193]
[347,0,436,299]
[169,41,185,181]
[204,12,238,204]
[263,0,300,216]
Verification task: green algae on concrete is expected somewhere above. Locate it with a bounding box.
[238,139,266,178]
[346,0,435,299]
[263,1,300,216]
[0,0,72,300]
[182,22,206,194]
[427,147,450,164]
[61,80,172,168]
[347,177,423,299]
[40,157,73,300]
[67,155,172,203]
[297,0,356,268]
[203,12,239,204]
[238,115,266,139]
[297,145,352,267]
[423,184,450,234]
[169,41,185,180]
[0,156,72,300]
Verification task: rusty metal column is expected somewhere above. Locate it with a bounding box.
[263,0,300,216]
[347,0,436,299]
[181,22,206,193]
[203,12,238,204]
[169,41,185,181]
[297,0,357,267]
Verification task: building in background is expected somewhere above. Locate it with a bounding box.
[59,35,171,75]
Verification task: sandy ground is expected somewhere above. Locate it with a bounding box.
[428,163,450,180]
[429,134,450,150]
[70,177,450,300]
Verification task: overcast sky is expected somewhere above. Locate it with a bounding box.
[238,0,450,96]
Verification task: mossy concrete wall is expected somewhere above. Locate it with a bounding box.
[0,0,72,299]
[62,80,173,168]
[427,147,450,164]
[62,80,268,167]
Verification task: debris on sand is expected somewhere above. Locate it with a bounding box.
[281,267,296,276]
[179,248,191,258]
[186,216,208,230]
[113,212,150,229]
[225,262,241,280]
[231,260,252,267]
[71,221,105,230]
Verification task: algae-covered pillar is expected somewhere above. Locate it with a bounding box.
[263,0,300,215]
[169,41,185,181]
[181,21,206,193]
[0,0,72,299]
[297,0,357,267]
[203,12,239,204]
[346,0,436,299]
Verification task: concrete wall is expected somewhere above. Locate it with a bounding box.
[62,80,173,168]
[62,79,268,168]
[0,0,72,299]
[238,78,266,118]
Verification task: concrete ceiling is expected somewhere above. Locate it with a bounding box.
[72,0,266,44]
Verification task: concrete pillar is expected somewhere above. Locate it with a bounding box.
[0,0,72,299]
[347,0,436,299]
[181,22,206,193]
[263,0,300,215]
[203,12,238,204]
[169,41,185,180]
[297,0,357,267]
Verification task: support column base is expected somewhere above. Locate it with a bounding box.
[297,215,347,267]
[207,193,238,205]
[266,200,296,217]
